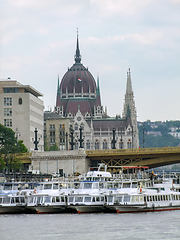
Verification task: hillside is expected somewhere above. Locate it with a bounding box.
[138,120,180,148]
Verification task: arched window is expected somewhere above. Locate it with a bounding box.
[119,142,123,149]
[103,140,107,149]
[86,140,90,150]
[80,123,84,130]
[95,141,99,150]
[75,123,78,131]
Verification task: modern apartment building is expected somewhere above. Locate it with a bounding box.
[0,78,44,152]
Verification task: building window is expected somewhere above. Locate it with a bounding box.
[127,142,131,149]
[50,124,55,130]
[75,123,78,131]
[4,108,12,117]
[86,140,90,150]
[119,142,123,149]
[95,141,99,150]
[4,88,11,93]
[4,119,12,127]
[80,123,84,130]
[4,97,12,106]
[103,141,107,149]
[50,138,55,144]
[18,98,22,104]
[59,124,65,130]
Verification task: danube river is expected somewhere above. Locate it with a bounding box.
[0,211,180,240]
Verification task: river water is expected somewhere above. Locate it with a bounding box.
[0,211,180,240]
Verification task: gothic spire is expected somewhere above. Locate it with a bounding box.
[56,75,61,107]
[74,28,81,64]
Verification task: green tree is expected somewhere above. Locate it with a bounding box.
[0,157,6,172]
[49,144,59,151]
[0,124,16,154]
[9,157,22,173]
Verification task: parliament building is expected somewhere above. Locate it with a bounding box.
[44,34,139,151]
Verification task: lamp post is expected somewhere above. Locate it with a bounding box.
[120,126,123,149]
[111,128,116,149]
[69,127,75,150]
[33,128,39,151]
[78,126,84,148]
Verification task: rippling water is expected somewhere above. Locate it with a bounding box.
[0,211,180,240]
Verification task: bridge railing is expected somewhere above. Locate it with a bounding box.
[86,146,180,155]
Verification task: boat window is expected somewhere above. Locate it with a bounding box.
[92,197,95,202]
[44,184,52,190]
[178,195,180,200]
[75,197,83,202]
[44,197,51,203]
[166,195,168,201]
[114,183,118,189]
[0,198,2,204]
[29,197,34,203]
[20,197,25,203]
[101,197,104,201]
[152,196,155,201]
[61,197,65,202]
[74,183,80,189]
[131,196,135,202]
[36,185,43,190]
[16,197,20,203]
[135,196,139,202]
[160,195,163,201]
[96,197,100,202]
[53,183,58,189]
[124,196,130,202]
[3,197,10,204]
[60,183,67,189]
[69,197,74,203]
[132,182,138,188]
[158,195,161,201]
[84,197,91,202]
[163,195,166,201]
[37,197,42,204]
[52,197,56,203]
[176,195,178,201]
[107,196,113,203]
[99,182,104,189]
[155,196,158,201]
[93,183,99,189]
[147,196,149,202]
[4,184,12,190]
[116,196,123,202]
[149,196,152,201]
[56,197,60,202]
[84,183,92,189]
[13,184,19,190]
[11,197,15,204]
[118,183,122,188]
[123,183,131,188]
[107,182,113,189]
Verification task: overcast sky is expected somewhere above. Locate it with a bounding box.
[0,0,179,122]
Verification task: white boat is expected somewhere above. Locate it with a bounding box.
[0,194,26,214]
[26,192,69,214]
[67,193,106,213]
[105,189,180,213]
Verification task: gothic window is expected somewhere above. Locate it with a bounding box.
[119,142,124,149]
[80,123,84,130]
[127,142,131,149]
[95,141,99,150]
[103,141,107,149]
[86,140,90,150]
[75,123,78,131]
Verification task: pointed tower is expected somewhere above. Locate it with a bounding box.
[56,75,60,107]
[122,68,139,148]
[96,74,101,107]
[74,29,81,64]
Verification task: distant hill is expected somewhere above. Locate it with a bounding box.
[138,120,180,148]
